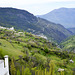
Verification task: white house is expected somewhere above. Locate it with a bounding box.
[36,34,47,39]
[70,59,74,63]
[58,68,64,72]
[0,55,9,75]
[9,27,14,31]
[0,26,14,31]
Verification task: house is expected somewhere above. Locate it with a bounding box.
[0,26,14,31]
[36,34,47,39]
[0,55,9,75]
[58,68,64,72]
[70,59,74,63]
[9,27,14,31]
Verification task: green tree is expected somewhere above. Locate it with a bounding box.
[45,68,47,75]
[24,67,31,75]
[22,66,24,75]
[17,69,20,75]
[0,48,4,58]
[10,59,16,75]
[49,60,55,75]
[60,71,64,75]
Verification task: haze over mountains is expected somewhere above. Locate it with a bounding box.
[37,8,75,28]
[0,7,73,43]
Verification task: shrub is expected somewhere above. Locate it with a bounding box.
[24,67,32,75]
[0,48,4,58]
[44,48,49,53]
[10,59,16,75]
[33,53,47,67]
[27,44,32,49]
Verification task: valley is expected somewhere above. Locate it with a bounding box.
[0,7,75,75]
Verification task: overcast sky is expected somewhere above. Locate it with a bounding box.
[0,0,75,15]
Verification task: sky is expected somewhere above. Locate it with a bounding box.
[0,0,75,15]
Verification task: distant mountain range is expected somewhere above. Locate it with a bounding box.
[37,8,75,28]
[0,7,73,43]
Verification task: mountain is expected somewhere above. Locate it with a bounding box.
[61,35,75,53]
[37,8,75,28]
[0,7,73,42]
[68,28,75,34]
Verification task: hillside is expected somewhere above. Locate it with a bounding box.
[61,35,75,53]
[0,28,75,75]
[0,28,60,58]
[68,28,75,34]
[38,8,75,28]
[0,7,73,43]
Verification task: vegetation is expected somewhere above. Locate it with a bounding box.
[0,29,75,75]
[0,8,73,42]
[61,35,75,52]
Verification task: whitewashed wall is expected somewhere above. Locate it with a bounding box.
[0,55,9,75]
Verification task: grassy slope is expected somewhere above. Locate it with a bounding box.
[0,29,75,74]
[0,39,24,59]
[61,35,75,52]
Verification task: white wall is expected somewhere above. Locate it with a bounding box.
[0,55,9,75]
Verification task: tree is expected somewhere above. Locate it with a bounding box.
[17,69,20,75]
[22,66,24,75]
[10,59,16,75]
[0,48,4,58]
[60,71,64,75]
[24,67,31,75]
[49,60,55,75]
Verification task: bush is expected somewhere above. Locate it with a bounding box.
[33,53,47,67]
[0,48,4,58]
[44,48,49,53]
[27,44,32,49]
[24,67,31,75]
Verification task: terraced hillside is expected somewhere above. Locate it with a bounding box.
[0,28,60,58]
[61,35,75,53]
[0,28,75,75]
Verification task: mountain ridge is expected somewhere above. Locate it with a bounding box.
[37,8,75,28]
[0,7,73,43]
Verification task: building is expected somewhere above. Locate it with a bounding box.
[0,55,9,75]
[0,26,14,31]
[9,27,14,31]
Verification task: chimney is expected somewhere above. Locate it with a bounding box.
[4,55,9,75]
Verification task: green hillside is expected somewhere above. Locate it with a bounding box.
[0,7,73,43]
[0,28,60,58]
[0,28,75,75]
[0,39,24,59]
[61,35,75,53]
